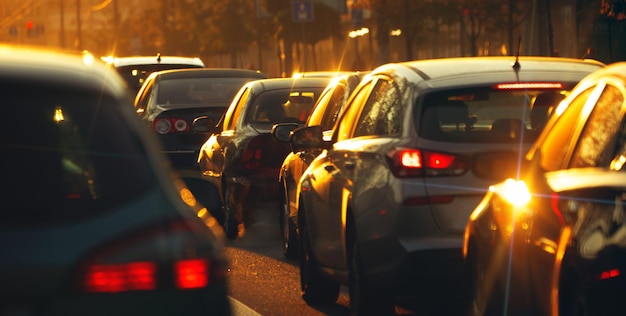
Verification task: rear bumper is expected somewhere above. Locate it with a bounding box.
[2,287,232,316]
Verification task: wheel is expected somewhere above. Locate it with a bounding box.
[347,219,395,316]
[280,182,299,259]
[299,219,340,304]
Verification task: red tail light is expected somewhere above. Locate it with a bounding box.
[153,117,189,134]
[599,268,621,280]
[241,136,265,169]
[386,148,469,177]
[85,261,156,293]
[79,220,224,293]
[175,259,209,289]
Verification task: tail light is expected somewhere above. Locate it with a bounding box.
[153,117,190,134]
[79,220,225,293]
[240,134,290,171]
[386,147,469,178]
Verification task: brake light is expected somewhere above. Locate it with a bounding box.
[176,259,209,289]
[153,117,189,134]
[495,82,563,90]
[85,261,157,293]
[387,148,469,177]
[599,268,621,280]
[79,220,225,293]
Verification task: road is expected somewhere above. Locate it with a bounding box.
[222,199,463,316]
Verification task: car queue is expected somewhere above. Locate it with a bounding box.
[4,42,626,316]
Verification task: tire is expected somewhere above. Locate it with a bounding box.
[280,183,299,259]
[299,220,340,304]
[347,219,395,316]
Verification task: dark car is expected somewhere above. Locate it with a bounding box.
[134,68,268,172]
[103,54,206,93]
[463,62,626,316]
[291,56,604,315]
[0,45,231,315]
[196,77,333,239]
[272,72,367,259]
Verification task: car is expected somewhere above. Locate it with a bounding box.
[103,54,206,93]
[463,61,626,316]
[133,68,268,173]
[291,56,605,315]
[272,72,367,259]
[0,45,231,315]
[196,77,333,239]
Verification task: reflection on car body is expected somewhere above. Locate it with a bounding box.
[196,77,333,240]
[464,61,626,316]
[272,72,367,259]
[0,45,231,316]
[292,56,604,315]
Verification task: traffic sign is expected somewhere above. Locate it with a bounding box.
[292,1,314,22]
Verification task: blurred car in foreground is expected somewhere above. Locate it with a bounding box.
[134,68,268,172]
[272,72,367,259]
[463,62,626,316]
[292,56,604,315]
[0,45,231,315]
[197,77,332,239]
[103,54,205,93]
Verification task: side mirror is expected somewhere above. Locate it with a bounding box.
[192,116,219,134]
[272,123,299,142]
[291,125,324,152]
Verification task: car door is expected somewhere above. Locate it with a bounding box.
[306,78,379,270]
[199,85,250,190]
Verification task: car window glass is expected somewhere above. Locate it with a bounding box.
[353,79,402,137]
[2,85,155,224]
[319,84,347,130]
[336,80,374,141]
[539,88,593,171]
[156,77,255,105]
[570,84,625,168]
[245,89,321,126]
[135,80,153,117]
[226,87,250,130]
[419,86,571,144]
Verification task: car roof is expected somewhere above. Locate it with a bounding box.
[149,68,268,80]
[371,56,606,89]
[246,77,334,91]
[105,54,205,68]
[0,45,129,99]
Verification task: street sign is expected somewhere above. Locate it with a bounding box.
[292,1,314,22]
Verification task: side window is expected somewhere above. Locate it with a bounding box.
[353,79,402,137]
[571,83,625,168]
[319,84,347,130]
[539,88,593,171]
[135,80,153,118]
[336,80,374,141]
[225,87,250,130]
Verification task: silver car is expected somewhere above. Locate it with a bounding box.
[293,56,605,314]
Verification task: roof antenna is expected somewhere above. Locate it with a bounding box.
[156,53,162,63]
[512,36,521,71]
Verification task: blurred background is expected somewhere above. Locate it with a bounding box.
[1,0,625,78]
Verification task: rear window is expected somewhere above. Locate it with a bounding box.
[245,88,325,126]
[116,63,204,91]
[1,83,155,225]
[418,84,575,143]
[157,77,259,105]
